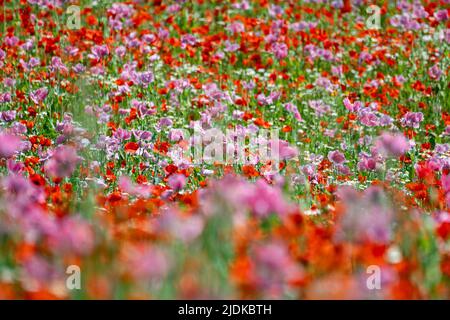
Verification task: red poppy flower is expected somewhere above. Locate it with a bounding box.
[124,142,139,153]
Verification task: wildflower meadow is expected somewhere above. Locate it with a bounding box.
[0,0,449,300]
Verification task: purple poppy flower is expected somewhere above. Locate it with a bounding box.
[51,56,68,73]
[284,103,302,121]
[268,4,284,17]
[359,109,379,127]
[428,65,442,80]
[136,70,154,86]
[434,9,449,22]
[157,208,205,243]
[401,112,424,128]
[113,128,132,140]
[226,22,244,33]
[328,150,346,164]
[23,256,59,285]
[64,45,79,56]
[394,75,406,85]
[4,35,19,47]
[30,87,48,104]
[1,110,16,122]
[309,100,331,116]
[3,77,16,87]
[243,179,292,217]
[181,34,197,49]
[168,129,185,142]
[271,42,288,60]
[269,139,298,161]
[10,122,27,135]
[358,155,377,172]
[89,45,110,60]
[224,41,239,52]
[444,126,450,136]
[115,45,126,58]
[28,57,40,69]
[343,98,362,112]
[72,63,85,73]
[252,241,303,297]
[159,117,173,128]
[380,114,394,126]
[158,28,169,40]
[132,130,152,140]
[0,92,11,103]
[142,34,156,44]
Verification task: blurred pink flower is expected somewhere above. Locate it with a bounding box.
[168,173,186,191]
[335,186,394,244]
[442,174,450,193]
[23,255,59,286]
[124,245,170,281]
[50,217,95,255]
[252,242,304,298]
[44,145,80,178]
[0,132,21,158]
[243,179,292,217]
[270,139,298,161]
[376,132,410,157]
[118,175,152,197]
[204,175,294,217]
[158,208,205,243]
[6,159,24,173]
[118,176,134,193]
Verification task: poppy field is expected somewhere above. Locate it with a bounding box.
[0,0,449,299]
